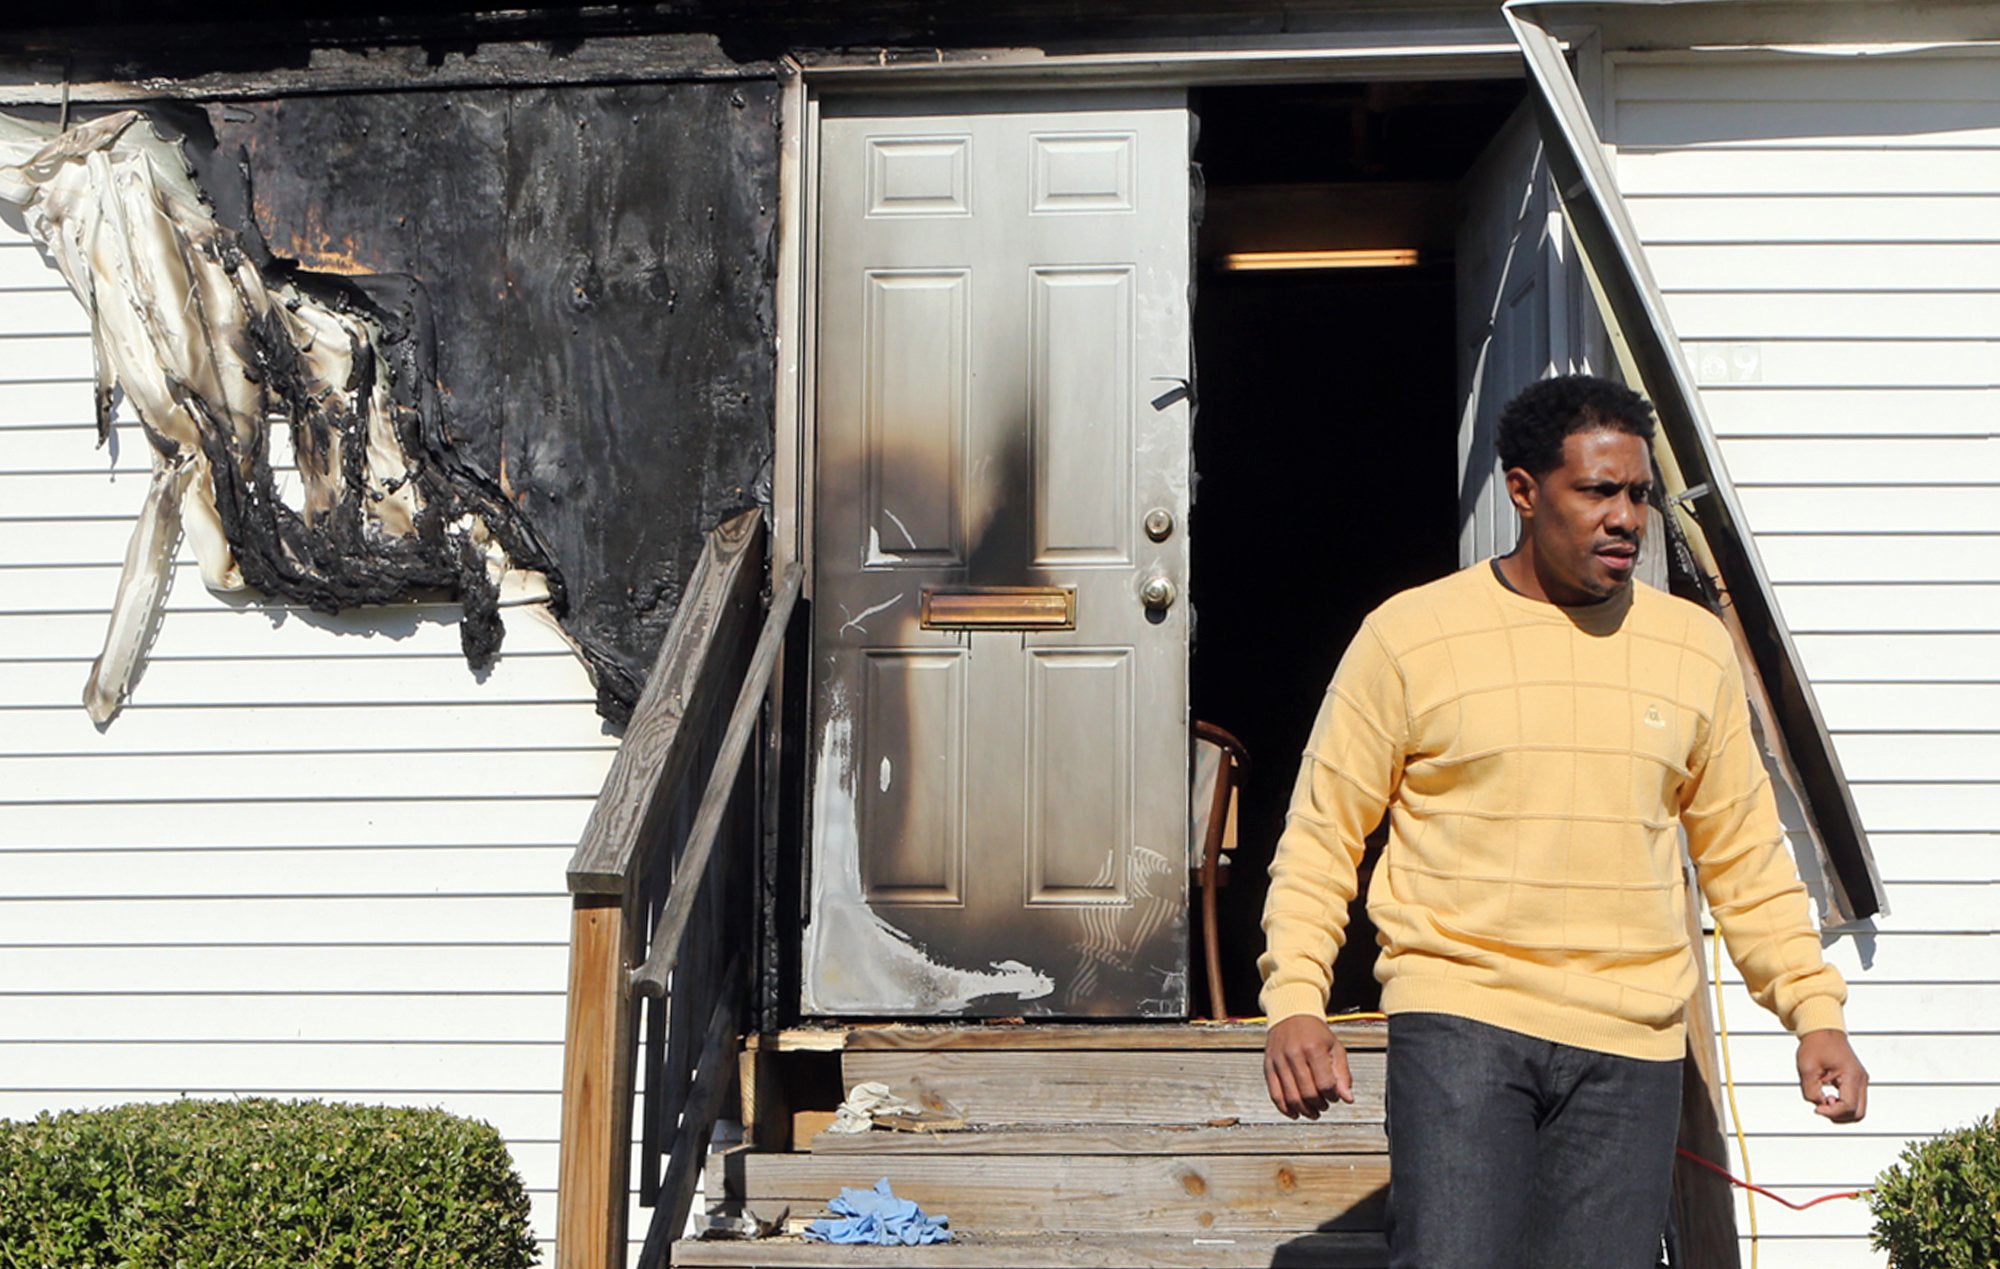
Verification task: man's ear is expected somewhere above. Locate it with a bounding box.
[1504,466,1538,521]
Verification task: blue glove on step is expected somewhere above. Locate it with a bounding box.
[801,1177,952,1246]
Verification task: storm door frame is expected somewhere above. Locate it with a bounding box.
[1506,0,1886,919]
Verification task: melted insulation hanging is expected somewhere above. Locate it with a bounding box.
[0,109,566,723]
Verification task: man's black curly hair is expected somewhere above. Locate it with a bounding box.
[1496,374,1656,476]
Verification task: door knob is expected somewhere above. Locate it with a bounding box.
[1140,574,1177,613]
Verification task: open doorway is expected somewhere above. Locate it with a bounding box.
[1189,80,1526,1017]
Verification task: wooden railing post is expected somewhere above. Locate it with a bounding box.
[558,893,638,1269]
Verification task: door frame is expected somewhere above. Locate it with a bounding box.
[769,24,1605,1018]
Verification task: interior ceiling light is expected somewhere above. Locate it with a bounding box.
[1218,248,1422,271]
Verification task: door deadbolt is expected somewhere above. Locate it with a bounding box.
[1140,574,1177,612]
[1144,508,1175,542]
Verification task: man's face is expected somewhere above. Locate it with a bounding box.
[1512,428,1653,603]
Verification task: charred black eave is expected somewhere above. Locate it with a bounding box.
[0,0,1507,89]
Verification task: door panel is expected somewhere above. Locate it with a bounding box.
[1025,648,1134,903]
[1031,267,1135,565]
[807,93,1191,1018]
[858,650,966,903]
[863,270,966,566]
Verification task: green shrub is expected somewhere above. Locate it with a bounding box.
[1869,1110,2000,1269]
[0,1098,538,1268]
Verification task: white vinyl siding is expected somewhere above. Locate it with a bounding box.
[1605,47,2000,1269]
[0,222,625,1258]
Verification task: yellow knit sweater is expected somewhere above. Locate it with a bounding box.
[1259,563,1847,1060]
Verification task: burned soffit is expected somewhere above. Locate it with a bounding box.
[0,82,779,723]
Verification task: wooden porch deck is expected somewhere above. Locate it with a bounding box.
[674,1022,1391,1269]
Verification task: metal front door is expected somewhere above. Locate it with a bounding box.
[804,92,1192,1018]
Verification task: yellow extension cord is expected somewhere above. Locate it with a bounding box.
[1713,924,1759,1269]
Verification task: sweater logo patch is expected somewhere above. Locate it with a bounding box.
[1643,704,1668,729]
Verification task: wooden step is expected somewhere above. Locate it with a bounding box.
[672,1230,1389,1267]
[711,1146,1389,1236]
[838,1048,1385,1128]
[747,1023,1387,1151]
[792,1022,1388,1131]
[810,1121,1387,1155]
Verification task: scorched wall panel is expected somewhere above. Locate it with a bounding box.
[3,80,778,723]
[1606,46,2000,1269]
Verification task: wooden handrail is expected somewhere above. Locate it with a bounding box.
[632,562,802,997]
[567,508,765,896]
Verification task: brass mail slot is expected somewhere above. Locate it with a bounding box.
[921,586,1076,631]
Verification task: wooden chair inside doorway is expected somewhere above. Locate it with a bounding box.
[1191,721,1249,1020]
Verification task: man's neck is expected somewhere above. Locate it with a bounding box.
[1494,547,1615,608]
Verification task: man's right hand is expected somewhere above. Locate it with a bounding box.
[1264,1013,1354,1119]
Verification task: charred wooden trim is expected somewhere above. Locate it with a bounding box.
[0,41,1531,110]
[0,0,1505,57]
[753,596,793,1034]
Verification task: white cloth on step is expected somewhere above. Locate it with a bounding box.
[825,1081,921,1135]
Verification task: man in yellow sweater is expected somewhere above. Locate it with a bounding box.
[1259,375,1867,1267]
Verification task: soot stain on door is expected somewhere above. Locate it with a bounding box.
[811,420,1185,1017]
[808,428,1064,1015]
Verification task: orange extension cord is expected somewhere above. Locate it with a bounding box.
[1674,1146,1871,1212]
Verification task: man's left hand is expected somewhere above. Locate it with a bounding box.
[1796,1029,1868,1123]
